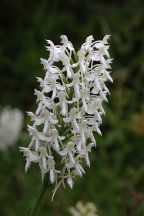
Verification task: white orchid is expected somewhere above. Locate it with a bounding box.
[0,107,23,150]
[70,201,99,216]
[20,35,112,199]
[20,147,40,172]
[48,128,65,152]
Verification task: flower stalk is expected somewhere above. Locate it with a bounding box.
[28,175,49,216]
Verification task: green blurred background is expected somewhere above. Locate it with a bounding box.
[0,0,144,215]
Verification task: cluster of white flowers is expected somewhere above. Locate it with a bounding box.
[69,201,99,216]
[20,35,112,198]
[0,107,23,150]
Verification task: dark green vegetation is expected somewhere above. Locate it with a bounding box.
[0,0,144,215]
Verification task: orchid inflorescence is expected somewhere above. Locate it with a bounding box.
[20,35,112,198]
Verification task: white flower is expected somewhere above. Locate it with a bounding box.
[56,91,75,116]
[82,35,94,50]
[20,35,112,199]
[66,73,81,98]
[39,109,58,133]
[78,143,95,167]
[40,58,49,70]
[27,112,42,125]
[48,128,65,152]
[59,141,76,164]
[46,40,61,63]
[69,201,99,216]
[28,125,48,150]
[20,147,40,172]
[47,156,60,183]
[0,107,23,150]
[80,86,90,112]
[44,76,64,99]
[60,35,74,51]
[64,108,81,132]
[57,91,68,116]
[61,54,74,78]
[77,49,87,74]
[39,146,49,172]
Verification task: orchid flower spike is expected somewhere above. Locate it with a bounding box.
[20,35,113,199]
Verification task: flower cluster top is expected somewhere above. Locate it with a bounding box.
[20,35,112,199]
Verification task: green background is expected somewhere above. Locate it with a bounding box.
[0,0,144,215]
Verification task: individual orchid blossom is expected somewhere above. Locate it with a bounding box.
[61,54,74,78]
[20,35,112,199]
[59,141,76,164]
[19,147,40,172]
[48,128,65,152]
[63,108,81,132]
[60,35,74,52]
[77,49,87,74]
[66,73,81,98]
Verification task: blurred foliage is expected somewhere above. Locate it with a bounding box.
[0,0,144,215]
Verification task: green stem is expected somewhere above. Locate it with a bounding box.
[28,176,49,216]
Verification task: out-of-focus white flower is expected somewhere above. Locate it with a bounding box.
[0,107,23,150]
[20,35,113,199]
[69,201,99,216]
